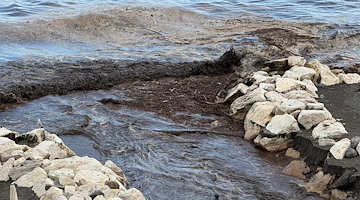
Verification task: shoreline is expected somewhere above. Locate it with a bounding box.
[217,54,360,199]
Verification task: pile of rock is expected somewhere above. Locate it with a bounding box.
[0,127,145,200]
[218,56,360,158]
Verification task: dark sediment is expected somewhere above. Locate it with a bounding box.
[293,83,360,196]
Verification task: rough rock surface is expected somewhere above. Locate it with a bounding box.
[306,59,341,86]
[287,56,306,67]
[254,135,292,151]
[330,138,351,160]
[275,78,306,93]
[266,114,300,135]
[244,119,262,141]
[277,99,306,114]
[337,73,360,84]
[312,120,348,139]
[282,160,310,179]
[283,66,316,80]
[285,148,301,159]
[304,171,334,195]
[330,189,347,200]
[245,101,275,127]
[298,110,332,130]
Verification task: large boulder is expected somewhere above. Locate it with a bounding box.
[119,188,146,200]
[306,59,341,86]
[337,73,360,84]
[266,114,300,135]
[283,66,316,80]
[275,99,306,114]
[14,167,48,187]
[304,171,334,195]
[9,159,42,180]
[254,135,292,152]
[0,157,15,181]
[245,101,276,127]
[312,120,348,139]
[298,110,332,129]
[244,119,262,141]
[74,169,109,185]
[223,82,249,103]
[229,87,267,121]
[275,78,306,93]
[330,138,351,160]
[287,56,306,67]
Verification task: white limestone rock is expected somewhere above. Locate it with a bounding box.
[32,178,54,197]
[254,135,292,152]
[43,156,88,172]
[298,110,332,129]
[119,188,146,200]
[283,66,316,80]
[330,138,351,160]
[13,157,26,167]
[288,56,306,67]
[244,119,262,141]
[266,114,300,135]
[41,186,64,200]
[277,99,306,114]
[49,168,75,181]
[284,90,318,99]
[306,59,341,86]
[338,73,360,84]
[265,91,288,103]
[312,120,348,139]
[259,83,275,91]
[245,101,276,127]
[275,78,306,93]
[229,87,267,121]
[74,169,109,185]
[0,157,15,181]
[307,103,324,110]
[223,82,249,103]
[0,127,18,137]
[15,167,48,187]
[252,71,276,84]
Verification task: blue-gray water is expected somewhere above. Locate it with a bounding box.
[1,0,360,24]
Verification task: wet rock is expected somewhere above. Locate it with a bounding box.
[312,120,348,139]
[283,66,316,81]
[304,171,334,194]
[265,114,300,135]
[356,143,360,156]
[337,73,360,84]
[345,147,357,158]
[229,87,267,121]
[244,119,261,141]
[265,91,287,102]
[318,138,336,147]
[119,188,146,200]
[15,167,47,188]
[0,157,15,181]
[277,99,306,114]
[306,59,341,86]
[330,138,351,160]
[307,103,324,110]
[330,189,347,200]
[285,148,301,159]
[74,169,109,185]
[351,136,360,148]
[104,160,128,187]
[9,159,42,180]
[288,56,306,67]
[245,101,276,127]
[254,135,292,152]
[331,170,353,189]
[32,178,54,197]
[275,78,306,93]
[223,82,249,103]
[282,160,310,179]
[41,186,64,200]
[298,110,332,129]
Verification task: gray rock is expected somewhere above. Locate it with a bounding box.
[345,147,358,158]
[9,160,42,180]
[351,136,360,149]
[264,58,289,75]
